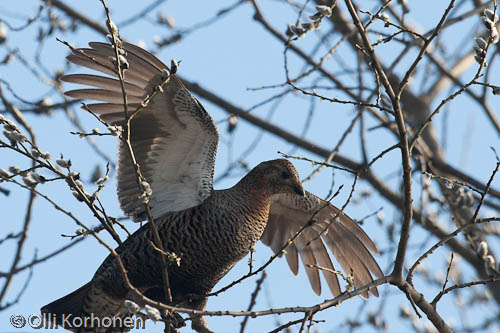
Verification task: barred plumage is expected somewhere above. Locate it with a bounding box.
[41,42,382,333]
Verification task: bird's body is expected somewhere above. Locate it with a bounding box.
[42,41,383,333]
[93,173,272,309]
[43,161,301,332]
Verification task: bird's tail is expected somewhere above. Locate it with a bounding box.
[41,281,92,330]
[41,282,135,332]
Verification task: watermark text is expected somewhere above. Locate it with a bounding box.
[10,313,146,330]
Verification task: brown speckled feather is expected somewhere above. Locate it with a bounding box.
[62,42,219,222]
[42,42,382,333]
[261,191,383,298]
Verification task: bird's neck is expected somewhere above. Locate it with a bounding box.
[229,184,270,213]
[222,181,271,249]
[232,171,273,208]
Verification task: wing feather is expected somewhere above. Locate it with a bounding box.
[122,42,168,71]
[265,209,300,275]
[301,227,341,297]
[63,42,219,221]
[66,52,150,88]
[330,205,379,254]
[65,89,145,104]
[284,242,300,276]
[261,191,382,297]
[295,231,321,295]
[62,74,145,96]
[88,42,160,80]
[85,103,142,114]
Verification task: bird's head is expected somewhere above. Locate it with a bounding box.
[250,159,305,197]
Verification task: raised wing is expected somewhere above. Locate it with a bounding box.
[62,42,219,221]
[261,191,383,298]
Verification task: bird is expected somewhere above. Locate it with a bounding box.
[41,41,383,333]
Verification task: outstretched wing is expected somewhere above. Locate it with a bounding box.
[62,42,219,221]
[261,191,383,298]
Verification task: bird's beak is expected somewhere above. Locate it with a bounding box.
[294,184,305,196]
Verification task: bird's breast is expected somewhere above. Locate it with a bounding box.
[173,198,269,273]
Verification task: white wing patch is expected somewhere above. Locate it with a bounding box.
[145,89,218,217]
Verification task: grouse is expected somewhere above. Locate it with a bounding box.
[41,41,383,333]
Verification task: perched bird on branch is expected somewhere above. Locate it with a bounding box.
[41,41,383,333]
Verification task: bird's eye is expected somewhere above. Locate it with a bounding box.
[281,171,290,179]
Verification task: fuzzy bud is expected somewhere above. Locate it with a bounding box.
[71,190,91,202]
[382,13,391,27]
[462,190,475,207]
[72,190,84,202]
[144,305,161,322]
[473,46,486,59]
[124,300,141,314]
[31,149,42,159]
[107,19,118,36]
[481,16,495,31]
[0,168,12,179]
[309,12,323,21]
[316,5,333,17]
[161,69,170,80]
[0,21,6,44]
[154,85,164,93]
[474,37,487,50]
[118,55,129,70]
[227,115,237,133]
[170,59,179,74]
[69,170,80,179]
[74,179,84,190]
[474,55,487,66]
[97,176,108,187]
[3,130,26,143]
[139,180,152,204]
[166,16,175,28]
[491,27,499,44]
[141,180,152,196]
[40,96,53,107]
[484,255,496,275]
[22,175,37,187]
[483,8,499,24]
[75,228,86,236]
[289,23,305,37]
[31,172,46,184]
[3,119,18,132]
[9,166,20,174]
[56,158,71,168]
[302,22,315,31]
[108,125,122,137]
[86,191,94,200]
[477,241,488,259]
